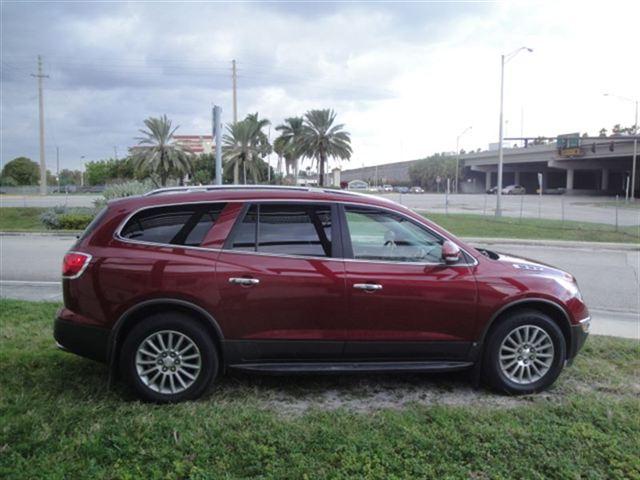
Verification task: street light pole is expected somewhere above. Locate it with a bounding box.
[496,47,532,217]
[455,126,472,194]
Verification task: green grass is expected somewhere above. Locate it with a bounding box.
[425,213,640,244]
[0,207,46,231]
[1,299,639,479]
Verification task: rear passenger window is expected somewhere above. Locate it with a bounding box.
[229,203,332,257]
[120,203,225,246]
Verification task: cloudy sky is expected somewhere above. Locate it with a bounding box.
[1,1,639,172]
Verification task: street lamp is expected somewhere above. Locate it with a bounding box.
[603,93,638,201]
[496,46,533,217]
[455,126,472,193]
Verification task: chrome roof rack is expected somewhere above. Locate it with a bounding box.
[143,184,364,197]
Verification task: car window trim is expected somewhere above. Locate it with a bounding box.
[113,198,477,266]
[338,203,476,267]
[115,201,228,249]
[224,201,338,258]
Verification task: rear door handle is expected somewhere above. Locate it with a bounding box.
[229,277,260,286]
[353,283,383,292]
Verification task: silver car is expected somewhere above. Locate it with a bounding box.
[502,184,526,195]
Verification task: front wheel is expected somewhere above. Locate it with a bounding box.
[119,313,219,402]
[483,310,566,394]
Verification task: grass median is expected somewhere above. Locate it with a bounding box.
[0,207,46,231]
[424,212,639,244]
[1,299,639,479]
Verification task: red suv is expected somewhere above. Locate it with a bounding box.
[55,186,590,402]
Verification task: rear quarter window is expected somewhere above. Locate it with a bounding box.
[119,203,226,246]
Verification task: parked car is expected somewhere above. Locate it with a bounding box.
[382,184,393,192]
[55,185,589,402]
[394,186,409,194]
[410,186,425,194]
[486,186,498,194]
[502,184,526,195]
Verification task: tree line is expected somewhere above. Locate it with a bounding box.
[0,108,352,188]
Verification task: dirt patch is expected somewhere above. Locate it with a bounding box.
[212,371,581,417]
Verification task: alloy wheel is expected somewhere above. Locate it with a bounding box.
[135,330,202,394]
[498,325,554,385]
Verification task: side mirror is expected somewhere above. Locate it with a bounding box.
[442,240,461,264]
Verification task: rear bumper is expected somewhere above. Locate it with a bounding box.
[54,317,109,363]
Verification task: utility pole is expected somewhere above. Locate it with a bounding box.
[114,146,119,160]
[56,146,60,193]
[213,105,222,185]
[31,55,49,196]
[267,125,271,184]
[232,59,239,184]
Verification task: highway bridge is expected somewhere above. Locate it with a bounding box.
[341,136,638,196]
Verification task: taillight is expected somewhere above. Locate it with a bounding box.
[62,252,92,279]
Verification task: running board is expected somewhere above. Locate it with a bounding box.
[228,361,473,375]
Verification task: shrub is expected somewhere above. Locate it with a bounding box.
[40,207,96,230]
[94,180,154,209]
[57,213,93,230]
[39,209,61,229]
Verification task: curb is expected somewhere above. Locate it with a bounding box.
[462,237,640,251]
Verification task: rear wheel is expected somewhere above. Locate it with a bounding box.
[120,313,218,402]
[483,309,565,394]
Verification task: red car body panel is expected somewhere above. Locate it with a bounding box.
[56,187,589,369]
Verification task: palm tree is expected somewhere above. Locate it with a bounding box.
[298,109,352,186]
[222,119,266,184]
[131,115,193,186]
[274,116,304,178]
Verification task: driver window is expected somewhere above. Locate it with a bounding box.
[345,206,443,263]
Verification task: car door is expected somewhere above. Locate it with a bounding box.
[214,201,347,363]
[340,204,478,360]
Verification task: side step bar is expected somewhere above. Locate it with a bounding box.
[229,361,473,375]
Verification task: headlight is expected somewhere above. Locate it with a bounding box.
[556,278,582,300]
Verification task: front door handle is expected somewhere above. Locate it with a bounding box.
[229,277,260,286]
[353,283,383,292]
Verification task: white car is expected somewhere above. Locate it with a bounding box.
[502,184,526,195]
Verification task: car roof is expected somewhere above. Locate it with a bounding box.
[109,185,403,211]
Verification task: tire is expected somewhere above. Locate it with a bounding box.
[119,312,219,403]
[482,309,566,394]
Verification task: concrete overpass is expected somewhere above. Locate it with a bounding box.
[339,136,638,196]
[463,137,638,195]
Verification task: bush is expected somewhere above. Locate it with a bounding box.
[94,180,154,209]
[39,209,61,229]
[102,180,153,200]
[57,213,93,230]
[40,207,95,230]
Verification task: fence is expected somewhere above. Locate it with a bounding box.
[390,191,640,238]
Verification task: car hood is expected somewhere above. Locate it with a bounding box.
[492,251,575,281]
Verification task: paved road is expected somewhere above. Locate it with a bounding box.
[0,194,101,208]
[1,234,638,338]
[1,193,639,227]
